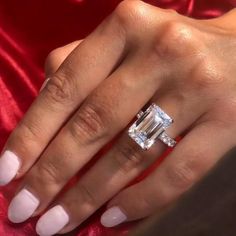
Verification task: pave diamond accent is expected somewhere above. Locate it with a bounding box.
[159,132,176,148]
[128,103,175,150]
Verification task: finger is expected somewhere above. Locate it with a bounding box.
[44,40,83,77]
[7,0,163,225]
[0,12,126,185]
[9,44,161,224]
[34,89,203,235]
[101,120,235,227]
[7,0,169,225]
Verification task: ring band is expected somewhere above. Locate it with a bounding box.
[128,103,176,150]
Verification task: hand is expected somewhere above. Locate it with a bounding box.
[1,1,236,235]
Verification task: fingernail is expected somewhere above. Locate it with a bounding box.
[39,78,50,92]
[36,205,69,236]
[101,206,127,227]
[0,150,20,186]
[8,188,39,223]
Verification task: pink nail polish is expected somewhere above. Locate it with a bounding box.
[0,151,20,186]
[39,78,50,92]
[36,205,69,236]
[8,189,40,223]
[101,206,127,227]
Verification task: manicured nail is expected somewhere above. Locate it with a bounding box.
[36,205,69,236]
[8,188,39,223]
[39,78,50,92]
[0,151,20,186]
[101,206,127,227]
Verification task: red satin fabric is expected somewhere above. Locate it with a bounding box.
[0,0,235,235]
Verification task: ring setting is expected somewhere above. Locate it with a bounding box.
[128,103,176,150]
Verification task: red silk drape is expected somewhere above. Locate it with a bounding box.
[0,0,235,235]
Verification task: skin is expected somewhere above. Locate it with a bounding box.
[3,0,236,234]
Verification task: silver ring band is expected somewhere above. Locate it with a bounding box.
[128,103,176,150]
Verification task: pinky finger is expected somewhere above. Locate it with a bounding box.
[101,120,236,227]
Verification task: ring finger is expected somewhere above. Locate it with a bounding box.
[101,117,235,226]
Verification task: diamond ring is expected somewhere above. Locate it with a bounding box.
[128,103,176,150]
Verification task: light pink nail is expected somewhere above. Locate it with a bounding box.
[8,188,40,223]
[101,206,127,227]
[36,205,69,236]
[39,78,50,92]
[0,151,20,186]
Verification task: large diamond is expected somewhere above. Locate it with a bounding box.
[128,104,173,150]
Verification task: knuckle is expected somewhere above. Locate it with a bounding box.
[19,120,41,141]
[44,72,74,104]
[156,21,197,58]
[69,103,108,145]
[210,99,236,128]
[164,161,196,190]
[191,57,225,88]
[37,160,61,185]
[114,0,148,29]
[76,184,98,206]
[140,194,158,214]
[164,21,194,46]
[115,141,144,173]
[6,120,44,169]
[8,121,41,159]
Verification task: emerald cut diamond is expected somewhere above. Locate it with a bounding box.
[128,104,175,150]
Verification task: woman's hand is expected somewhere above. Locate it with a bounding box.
[1,1,236,235]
